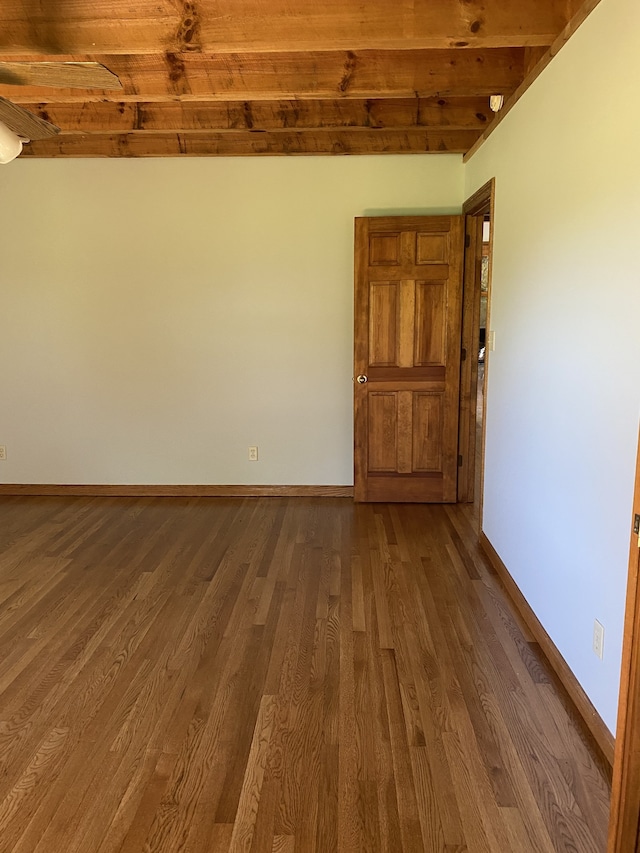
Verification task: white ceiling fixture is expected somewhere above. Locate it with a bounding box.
[489,94,505,112]
[0,121,26,163]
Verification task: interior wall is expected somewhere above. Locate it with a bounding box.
[464,0,640,732]
[0,155,463,486]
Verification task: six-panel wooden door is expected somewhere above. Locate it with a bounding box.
[354,215,464,502]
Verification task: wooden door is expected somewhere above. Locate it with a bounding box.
[354,215,464,502]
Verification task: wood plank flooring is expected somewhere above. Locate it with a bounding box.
[0,496,610,852]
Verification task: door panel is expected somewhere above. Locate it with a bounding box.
[369,233,401,265]
[415,282,446,364]
[368,393,399,471]
[369,283,399,366]
[354,215,464,503]
[413,393,443,472]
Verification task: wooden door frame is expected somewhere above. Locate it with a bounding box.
[608,425,640,852]
[457,178,495,519]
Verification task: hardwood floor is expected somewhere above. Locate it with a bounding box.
[0,496,610,852]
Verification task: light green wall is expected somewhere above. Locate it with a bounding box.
[465,0,640,731]
[0,155,463,486]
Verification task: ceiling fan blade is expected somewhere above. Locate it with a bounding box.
[0,62,121,90]
[0,96,59,140]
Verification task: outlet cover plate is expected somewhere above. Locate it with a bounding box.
[593,619,605,659]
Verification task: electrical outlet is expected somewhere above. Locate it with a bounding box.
[248,446,258,461]
[593,620,605,659]
[0,446,6,461]
[488,330,496,351]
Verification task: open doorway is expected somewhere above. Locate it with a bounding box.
[457,179,494,527]
[476,214,490,502]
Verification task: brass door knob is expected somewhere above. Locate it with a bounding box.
[356,374,368,384]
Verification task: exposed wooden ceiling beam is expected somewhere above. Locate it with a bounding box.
[17,98,491,134]
[0,50,523,102]
[0,1,569,54]
[20,129,481,158]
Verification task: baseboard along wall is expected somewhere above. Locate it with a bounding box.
[0,484,354,498]
[480,532,615,767]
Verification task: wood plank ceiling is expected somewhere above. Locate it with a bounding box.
[0,1,586,158]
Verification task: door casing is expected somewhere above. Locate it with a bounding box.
[608,425,640,851]
[353,182,494,507]
[458,179,495,518]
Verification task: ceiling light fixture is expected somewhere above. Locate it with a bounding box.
[489,95,504,113]
[0,121,26,163]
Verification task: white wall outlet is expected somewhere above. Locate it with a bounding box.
[248,446,258,461]
[593,619,605,659]
[0,446,6,460]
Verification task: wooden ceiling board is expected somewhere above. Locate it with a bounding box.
[0,50,524,102]
[0,1,569,54]
[0,1,597,158]
[14,98,492,134]
[20,129,482,157]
